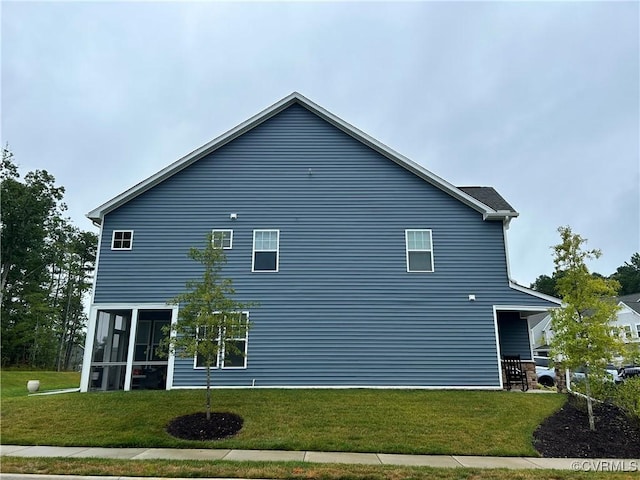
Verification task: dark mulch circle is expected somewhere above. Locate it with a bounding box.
[166,412,243,441]
[534,398,640,458]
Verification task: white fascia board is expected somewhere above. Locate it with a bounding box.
[483,211,519,221]
[508,280,563,305]
[87,92,507,223]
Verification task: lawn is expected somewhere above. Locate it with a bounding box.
[0,371,566,457]
[0,370,80,398]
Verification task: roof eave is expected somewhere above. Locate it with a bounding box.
[509,280,562,305]
[483,210,520,221]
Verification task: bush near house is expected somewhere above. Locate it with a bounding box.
[571,376,640,424]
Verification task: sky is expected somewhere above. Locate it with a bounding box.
[2,1,639,287]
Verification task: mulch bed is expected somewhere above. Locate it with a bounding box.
[167,400,640,457]
[166,412,243,441]
[534,398,640,458]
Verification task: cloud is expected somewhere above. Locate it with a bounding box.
[2,1,638,283]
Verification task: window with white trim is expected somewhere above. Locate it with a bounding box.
[636,323,640,339]
[111,230,133,250]
[212,230,233,249]
[252,230,279,272]
[194,312,249,369]
[622,324,633,340]
[405,229,434,272]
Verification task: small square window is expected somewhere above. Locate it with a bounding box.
[212,230,233,249]
[405,229,434,272]
[112,230,133,250]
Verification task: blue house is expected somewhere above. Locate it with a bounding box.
[79,92,560,392]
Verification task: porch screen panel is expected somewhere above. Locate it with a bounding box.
[90,310,132,391]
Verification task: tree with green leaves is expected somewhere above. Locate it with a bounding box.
[530,272,563,297]
[161,232,251,420]
[611,253,640,296]
[549,226,623,431]
[1,146,97,369]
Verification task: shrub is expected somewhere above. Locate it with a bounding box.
[613,377,640,423]
[570,377,617,403]
[572,376,640,424]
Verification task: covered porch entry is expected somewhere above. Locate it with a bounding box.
[495,308,549,390]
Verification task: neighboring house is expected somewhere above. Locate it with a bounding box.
[530,292,640,357]
[616,293,640,343]
[79,92,560,392]
[529,312,552,357]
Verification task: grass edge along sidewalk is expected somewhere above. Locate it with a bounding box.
[1,387,566,457]
[1,453,640,480]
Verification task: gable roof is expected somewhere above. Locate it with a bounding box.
[87,92,520,224]
[619,293,640,314]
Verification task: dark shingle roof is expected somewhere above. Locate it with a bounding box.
[457,186,516,213]
[618,293,640,314]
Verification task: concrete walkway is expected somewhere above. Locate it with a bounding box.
[2,445,639,472]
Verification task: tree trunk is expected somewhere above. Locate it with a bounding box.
[0,262,10,302]
[584,374,596,431]
[206,363,212,421]
[57,259,75,371]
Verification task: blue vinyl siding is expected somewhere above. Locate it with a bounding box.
[497,312,533,361]
[93,103,554,387]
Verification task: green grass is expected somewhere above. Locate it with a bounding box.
[0,370,80,398]
[2,457,638,480]
[0,371,566,457]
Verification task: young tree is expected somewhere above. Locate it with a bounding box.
[549,226,623,431]
[161,233,251,420]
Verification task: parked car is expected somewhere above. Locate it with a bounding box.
[534,356,556,387]
[571,364,621,384]
[619,365,640,380]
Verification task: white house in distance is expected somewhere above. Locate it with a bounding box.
[530,293,640,358]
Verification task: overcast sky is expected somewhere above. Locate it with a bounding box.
[2,1,639,287]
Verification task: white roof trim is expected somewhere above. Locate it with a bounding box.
[617,301,640,317]
[508,280,562,305]
[87,92,512,223]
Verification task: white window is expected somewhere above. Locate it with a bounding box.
[636,323,640,339]
[622,324,633,340]
[194,312,249,369]
[111,230,133,250]
[212,230,233,249]
[252,230,279,272]
[405,229,434,272]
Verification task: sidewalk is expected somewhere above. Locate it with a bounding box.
[2,445,638,471]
